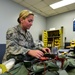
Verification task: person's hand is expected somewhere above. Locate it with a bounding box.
[41,48,51,53]
[27,50,44,59]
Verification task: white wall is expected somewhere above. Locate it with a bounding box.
[0,0,46,44]
[47,10,75,42]
[1,0,75,44]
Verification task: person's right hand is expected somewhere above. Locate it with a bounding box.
[27,50,44,59]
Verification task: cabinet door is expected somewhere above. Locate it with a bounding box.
[42,30,48,47]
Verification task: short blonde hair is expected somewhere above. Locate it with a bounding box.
[17,10,34,23]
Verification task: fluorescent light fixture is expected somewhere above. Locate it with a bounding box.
[50,0,75,9]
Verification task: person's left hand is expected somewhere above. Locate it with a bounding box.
[41,48,51,53]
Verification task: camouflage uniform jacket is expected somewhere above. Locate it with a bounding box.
[3,25,40,62]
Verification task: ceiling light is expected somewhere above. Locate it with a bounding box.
[50,0,75,9]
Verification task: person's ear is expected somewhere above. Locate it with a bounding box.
[20,18,23,23]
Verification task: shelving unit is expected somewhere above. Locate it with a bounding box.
[70,40,75,47]
[42,27,63,49]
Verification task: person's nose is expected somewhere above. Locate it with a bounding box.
[30,22,33,26]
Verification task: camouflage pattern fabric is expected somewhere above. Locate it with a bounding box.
[3,25,41,62]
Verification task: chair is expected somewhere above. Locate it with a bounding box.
[0,44,6,63]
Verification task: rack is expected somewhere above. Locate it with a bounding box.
[42,27,63,49]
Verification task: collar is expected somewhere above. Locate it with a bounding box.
[17,24,27,35]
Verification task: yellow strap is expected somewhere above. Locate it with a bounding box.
[0,64,7,73]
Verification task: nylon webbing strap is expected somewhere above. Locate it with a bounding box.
[0,64,7,73]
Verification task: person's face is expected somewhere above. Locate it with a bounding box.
[21,15,34,30]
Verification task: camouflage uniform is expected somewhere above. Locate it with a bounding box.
[3,25,41,62]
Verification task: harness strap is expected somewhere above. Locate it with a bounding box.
[0,64,7,73]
